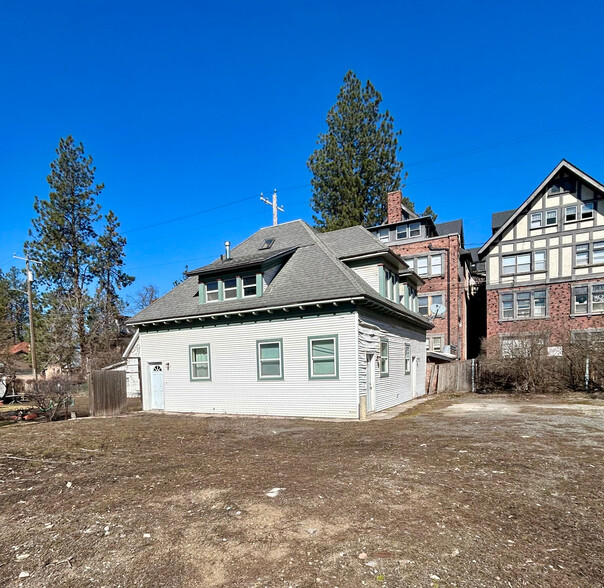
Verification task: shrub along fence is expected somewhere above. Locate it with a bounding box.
[89,370,127,417]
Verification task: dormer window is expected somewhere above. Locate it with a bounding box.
[206,281,219,302]
[223,278,237,299]
[396,225,408,239]
[409,222,421,237]
[378,228,389,243]
[242,275,257,297]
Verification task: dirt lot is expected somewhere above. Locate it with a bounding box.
[1,393,603,588]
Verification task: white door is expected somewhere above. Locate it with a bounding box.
[366,353,376,412]
[149,363,164,409]
[411,356,418,398]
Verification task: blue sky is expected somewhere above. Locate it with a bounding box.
[1,0,603,303]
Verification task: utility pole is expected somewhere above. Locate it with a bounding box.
[260,189,284,226]
[13,255,42,380]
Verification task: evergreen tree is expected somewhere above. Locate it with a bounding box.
[0,267,29,344]
[24,136,103,365]
[308,71,405,231]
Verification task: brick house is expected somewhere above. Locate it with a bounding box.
[477,160,604,354]
[367,191,473,359]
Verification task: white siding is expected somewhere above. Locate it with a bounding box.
[352,263,380,293]
[139,312,359,419]
[357,310,426,412]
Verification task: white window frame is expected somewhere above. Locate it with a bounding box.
[565,205,577,222]
[396,225,408,239]
[380,339,389,376]
[573,283,604,315]
[404,343,411,375]
[545,209,558,226]
[223,277,237,299]
[242,275,257,297]
[501,251,546,275]
[257,339,284,380]
[530,212,542,229]
[206,280,219,302]
[499,289,548,320]
[581,202,594,220]
[190,344,211,381]
[378,228,389,243]
[308,335,338,379]
[409,222,421,237]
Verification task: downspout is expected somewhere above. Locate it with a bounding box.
[429,244,451,354]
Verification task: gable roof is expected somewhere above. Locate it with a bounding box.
[478,160,604,257]
[128,220,431,329]
[318,225,389,258]
[491,209,515,234]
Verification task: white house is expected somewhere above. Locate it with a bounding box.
[127,220,432,419]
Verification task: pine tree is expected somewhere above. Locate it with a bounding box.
[308,71,405,231]
[24,136,103,365]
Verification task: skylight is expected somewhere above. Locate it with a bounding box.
[259,238,275,250]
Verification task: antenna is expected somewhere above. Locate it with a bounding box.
[260,189,284,226]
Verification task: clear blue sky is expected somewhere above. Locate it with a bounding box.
[1,0,603,302]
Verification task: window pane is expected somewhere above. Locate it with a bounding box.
[260,342,280,360]
[313,358,335,375]
[518,254,531,273]
[576,244,589,266]
[533,291,546,316]
[193,364,209,378]
[206,281,219,301]
[565,206,577,221]
[223,278,237,299]
[409,222,421,237]
[592,285,604,312]
[312,339,334,358]
[432,295,443,306]
[404,258,414,271]
[380,341,388,358]
[517,292,531,317]
[418,296,428,315]
[530,212,542,228]
[417,257,428,276]
[431,255,442,275]
[546,210,557,225]
[432,337,442,351]
[581,202,594,219]
[502,256,516,274]
[501,293,514,318]
[260,361,281,377]
[594,243,604,264]
[534,251,546,271]
[574,287,588,313]
[192,347,208,362]
[378,228,389,242]
[396,225,407,239]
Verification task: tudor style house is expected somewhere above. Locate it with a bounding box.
[367,191,473,359]
[127,220,431,420]
[478,160,604,354]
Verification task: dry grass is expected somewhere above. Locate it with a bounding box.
[0,394,603,587]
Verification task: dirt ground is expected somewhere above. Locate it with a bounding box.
[0,393,603,588]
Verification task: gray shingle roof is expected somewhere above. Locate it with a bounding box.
[128,220,430,329]
[491,209,515,233]
[317,225,388,258]
[435,219,464,245]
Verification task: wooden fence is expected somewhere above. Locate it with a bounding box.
[427,360,474,394]
[89,370,127,417]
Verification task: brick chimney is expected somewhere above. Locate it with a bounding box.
[387,190,402,224]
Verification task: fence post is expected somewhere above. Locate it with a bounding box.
[585,357,590,391]
[471,358,475,393]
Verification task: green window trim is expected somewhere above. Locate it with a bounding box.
[378,265,386,297]
[308,334,339,380]
[380,338,389,377]
[189,344,211,381]
[256,339,284,380]
[200,273,263,304]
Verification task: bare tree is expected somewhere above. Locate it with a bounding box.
[129,285,159,313]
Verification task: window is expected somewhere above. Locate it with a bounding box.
[206,281,219,302]
[308,336,338,379]
[430,254,443,275]
[530,212,542,229]
[404,343,411,374]
[416,256,428,276]
[417,293,445,317]
[581,202,594,220]
[427,335,443,352]
[499,290,548,320]
[396,225,408,239]
[380,339,389,376]
[546,209,557,226]
[501,251,546,275]
[190,345,211,380]
[548,178,575,194]
[223,278,237,299]
[576,244,590,266]
[259,238,275,250]
[378,228,389,243]
[409,222,421,237]
[565,206,577,222]
[575,242,604,267]
[242,275,257,297]
[383,268,397,301]
[257,340,283,380]
[573,283,604,315]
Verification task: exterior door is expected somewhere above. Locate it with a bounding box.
[149,363,164,409]
[411,356,418,398]
[366,353,376,412]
